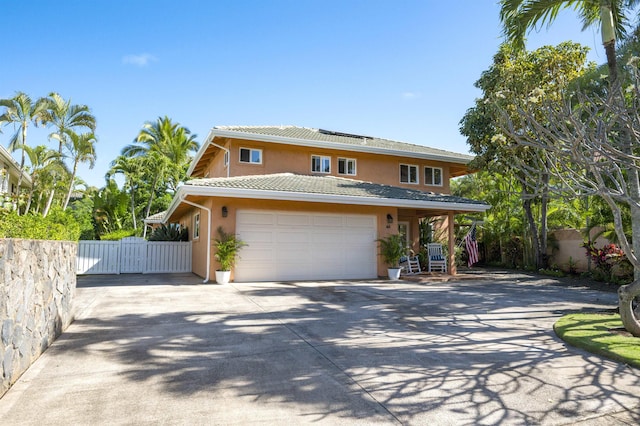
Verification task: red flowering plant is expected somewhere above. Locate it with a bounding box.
[583,241,627,281]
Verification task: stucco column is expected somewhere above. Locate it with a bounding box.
[448,211,456,275]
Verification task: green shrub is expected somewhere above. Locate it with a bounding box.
[99,229,136,241]
[149,224,188,241]
[538,268,565,278]
[0,208,81,241]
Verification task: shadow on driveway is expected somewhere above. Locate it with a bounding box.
[1,273,639,425]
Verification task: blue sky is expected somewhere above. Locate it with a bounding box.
[2,1,605,188]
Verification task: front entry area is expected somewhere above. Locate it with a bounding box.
[234,210,377,282]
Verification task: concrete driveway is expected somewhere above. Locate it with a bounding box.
[0,272,639,425]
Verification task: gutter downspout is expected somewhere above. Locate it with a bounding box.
[208,139,230,178]
[180,196,212,283]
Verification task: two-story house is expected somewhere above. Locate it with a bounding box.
[155,126,489,282]
[0,144,32,204]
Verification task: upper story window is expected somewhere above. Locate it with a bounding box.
[239,147,262,164]
[400,164,418,184]
[224,150,230,166]
[425,167,443,186]
[338,158,356,175]
[311,155,331,173]
[193,212,200,240]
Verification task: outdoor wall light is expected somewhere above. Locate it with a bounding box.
[386,213,393,228]
[222,206,228,218]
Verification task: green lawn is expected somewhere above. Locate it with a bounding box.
[554,313,640,368]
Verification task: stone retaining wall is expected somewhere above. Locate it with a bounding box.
[0,239,77,397]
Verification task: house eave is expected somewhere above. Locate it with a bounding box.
[162,184,490,222]
[0,145,32,187]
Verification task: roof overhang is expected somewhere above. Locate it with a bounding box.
[161,183,490,223]
[188,128,473,178]
[0,145,32,187]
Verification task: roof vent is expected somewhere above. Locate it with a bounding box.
[318,128,372,140]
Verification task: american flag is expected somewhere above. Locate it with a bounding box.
[465,224,479,267]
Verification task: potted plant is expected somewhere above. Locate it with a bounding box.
[377,233,406,280]
[213,226,247,284]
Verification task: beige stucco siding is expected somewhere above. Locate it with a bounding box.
[202,138,454,194]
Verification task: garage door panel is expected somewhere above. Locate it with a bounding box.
[240,247,273,262]
[311,232,343,244]
[238,230,275,244]
[277,214,310,226]
[313,215,344,227]
[235,210,377,282]
[347,216,376,227]
[277,231,310,244]
[238,212,275,226]
[344,231,377,244]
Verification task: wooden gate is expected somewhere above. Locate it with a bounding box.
[119,237,146,273]
[77,238,192,275]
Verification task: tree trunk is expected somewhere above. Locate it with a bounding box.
[24,184,35,214]
[599,4,618,84]
[35,191,43,214]
[130,183,137,230]
[15,123,28,216]
[144,173,160,220]
[618,280,640,337]
[61,161,78,210]
[539,169,550,268]
[43,188,55,217]
[523,196,542,269]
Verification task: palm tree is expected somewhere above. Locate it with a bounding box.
[0,92,49,209]
[122,116,199,219]
[40,92,96,154]
[22,144,61,214]
[61,130,97,210]
[108,155,143,230]
[500,0,640,83]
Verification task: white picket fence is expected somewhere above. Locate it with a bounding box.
[77,237,192,275]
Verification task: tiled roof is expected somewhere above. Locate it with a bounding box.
[145,210,167,223]
[213,125,473,162]
[186,173,487,206]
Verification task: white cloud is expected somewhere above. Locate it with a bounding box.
[122,53,157,67]
[402,92,421,100]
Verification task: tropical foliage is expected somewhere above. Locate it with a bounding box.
[149,224,188,242]
[0,207,80,241]
[0,93,199,240]
[214,226,247,271]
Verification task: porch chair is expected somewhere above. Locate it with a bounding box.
[427,243,447,273]
[399,250,421,275]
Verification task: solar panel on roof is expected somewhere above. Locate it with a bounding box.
[318,129,372,140]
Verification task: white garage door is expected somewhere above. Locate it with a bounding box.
[234,210,378,282]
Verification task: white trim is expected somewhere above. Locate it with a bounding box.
[311,154,331,174]
[398,221,410,248]
[193,211,201,240]
[187,128,472,177]
[162,184,490,223]
[0,145,32,187]
[239,147,263,164]
[338,157,357,176]
[424,166,443,187]
[400,164,419,185]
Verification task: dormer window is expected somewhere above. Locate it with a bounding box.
[400,164,418,184]
[311,155,331,173]
[240,147,262,164]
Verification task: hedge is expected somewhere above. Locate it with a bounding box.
[0,208,81,241]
